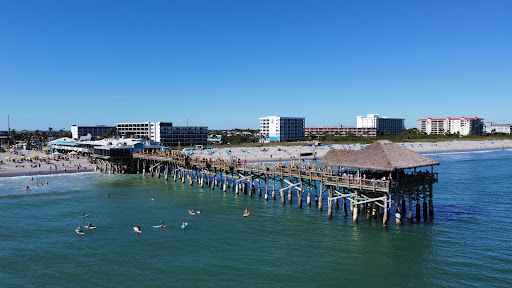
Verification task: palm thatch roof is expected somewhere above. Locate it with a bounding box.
[320,140,439,171]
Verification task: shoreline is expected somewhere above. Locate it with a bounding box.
[0,169,97,178]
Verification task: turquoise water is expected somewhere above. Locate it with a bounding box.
[1,150,512,287]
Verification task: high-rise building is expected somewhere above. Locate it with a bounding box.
[71,125,115,140]
[417,117,484,136]
[117,122,207,146]
[356,114,405,136]
[259,116,305,142]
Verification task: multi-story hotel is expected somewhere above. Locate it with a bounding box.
[417,117,484,136]
[356,114,405,136]
[117,122,207,146]
[259,116,305,142]
[305,127,377,138]
[71,125,115,140]
[484,122,512,134]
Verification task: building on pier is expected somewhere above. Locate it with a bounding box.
[320,140,439,224]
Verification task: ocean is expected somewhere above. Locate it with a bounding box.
[1,149,511,287]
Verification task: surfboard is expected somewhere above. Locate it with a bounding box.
[84,226,96,229]
[133,227,141,233]
[181,222,188,229]
[153,225,168,228]
[243,212,250,217]
[82,214,89,218]
[76,230,85,235]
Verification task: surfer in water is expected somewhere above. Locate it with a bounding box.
[160,220,164,227]
[76,226,83,233]
[106,193,110,198]
[244,209,249,214]
[137,225,141,232]
[87,222,93,228]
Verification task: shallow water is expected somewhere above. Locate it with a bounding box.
[1,150,511,287]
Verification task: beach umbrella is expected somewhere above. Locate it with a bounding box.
[5,156,10,160]
[69,151,78,155]
[43,147,51,151]
[53,152,62,155]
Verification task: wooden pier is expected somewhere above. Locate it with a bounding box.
[92,140,439,227]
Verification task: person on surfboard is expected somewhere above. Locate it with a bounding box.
[87,222,93,228]
[244,209,249,214]
[76,226,83,233]
[160,220,164,227]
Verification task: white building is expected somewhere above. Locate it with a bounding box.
[484,122,512,134]
[417,117,484,136]
[356,114,405,136]
[71,125,115,140]
[259,116,305,142]
[117,122,207,146]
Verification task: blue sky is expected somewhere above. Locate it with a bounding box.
[1,1,511,131]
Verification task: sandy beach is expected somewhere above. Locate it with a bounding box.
[188,139,512,163]
[0,150,97,177]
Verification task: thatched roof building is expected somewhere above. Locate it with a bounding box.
[319,140,439,171]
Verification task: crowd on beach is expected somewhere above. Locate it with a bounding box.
[0,148,95,177]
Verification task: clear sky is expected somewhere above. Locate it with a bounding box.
[1,0,511,131]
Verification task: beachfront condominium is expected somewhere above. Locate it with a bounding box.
[116,122,208,147]
[356,114,405,136]
[417,117,484,136]
[71,125,116,140]
[485,122,512,134]
[305,126,377,138]
[259,116,305,142]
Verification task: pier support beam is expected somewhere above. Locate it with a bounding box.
[423,201,428,221]
[429,199,434,221]
[318,182,323,211]
[343,197,348,217]
[395,207,403,226]
[353,204,359,223]
[416,201,421,222]
[327,199,332,219]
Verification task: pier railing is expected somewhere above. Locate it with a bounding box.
[132,153,396,192]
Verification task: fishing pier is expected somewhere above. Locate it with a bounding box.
[93,140,439,227]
